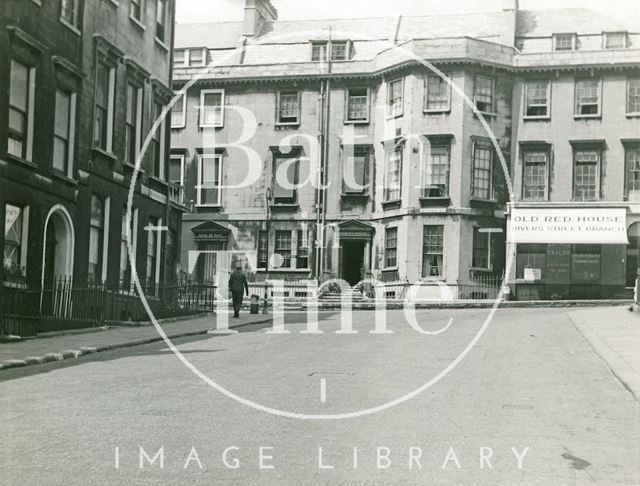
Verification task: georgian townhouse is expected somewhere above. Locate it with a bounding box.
[1,0,185,296]
[509,9,640,300]
[171,0,639,300]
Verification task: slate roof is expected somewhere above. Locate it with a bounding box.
[516,8,637,38]
[175,8,638,51]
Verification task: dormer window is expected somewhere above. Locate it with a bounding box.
[604,31,628,49]
[331,41,349,61]
[310,41,351,62]
[311,42,327,62]
[553,33,576,51]
[189,48,207,66]
[174,49,186,66]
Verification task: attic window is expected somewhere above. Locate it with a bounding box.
[331,41,349,61]
[310,41,351,62]
[311,42,327,62]
[174,49,185,66]
[553,33,576,51]
[604,31,627,49]
[189,48,207,66]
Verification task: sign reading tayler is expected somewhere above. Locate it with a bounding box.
[509,207,629,244]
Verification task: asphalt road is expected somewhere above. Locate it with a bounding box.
[1,307,638,485]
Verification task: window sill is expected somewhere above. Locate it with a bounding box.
[270,203,299,212]
[51,171,78,186]
[264,268,311,273]
[149,175,168,186]
[474,111,498,118]
[129,15,146,32]
[199,124,223,129]
[419,196,450,207]
[423,109,451,115]
[59,18,81,36]
[469,196,498,204]
[341,192,369,199]
[418,277,446,283]
[92,147,117,162]
[573,114,601,120]
[123,161,145,173]
[625,112,640,118]
[275,122,300,128]
[171,124,186,130]
[523,115,550,121]
[4,152,37,169]
[155,38,169,52]
[381,199,401,211]
[2,279,27,289]
[344,119,369,125]
[381,267,399,272]
[470,267,494,273]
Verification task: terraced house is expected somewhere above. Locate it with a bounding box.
[171,0,639,300]
[1,0,185,323]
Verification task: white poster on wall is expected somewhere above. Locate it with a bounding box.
[509,207,629,244]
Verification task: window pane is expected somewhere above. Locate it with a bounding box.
[190,49,204,64]
[385,227,397,268]
[384,150,402,201]
[627,148,640,193]
[475,76,494,112]
[169,157,183,185]
[422,225,444,277]
[202,92,222,125]
[10,61,29,111]
[344,153,367,193]
[574,150,599,200]
[4,204,24,277]
[423,145,450,197]
[278,91,299,122]
[472,142,492,199]
[273,157,297,201]
[275,231,292,267]
[425,75,450,111]
[312,43,327,61]
[347,88,368,121]
[54,91,71,139]
[628,78,640,113]
[523,150,547,201]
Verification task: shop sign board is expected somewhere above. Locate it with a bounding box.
[509,208,628,244]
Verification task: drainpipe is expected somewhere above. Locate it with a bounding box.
[317,29,333,280]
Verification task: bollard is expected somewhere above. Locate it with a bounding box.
[250,294,260,314]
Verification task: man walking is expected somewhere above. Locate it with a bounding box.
[228,263,249,318]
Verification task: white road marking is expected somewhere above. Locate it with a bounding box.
[320,378,326,403]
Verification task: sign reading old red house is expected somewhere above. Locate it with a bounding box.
[509,208,628,245]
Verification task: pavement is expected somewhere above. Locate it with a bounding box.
[568,306,640,401]
[1,306,639,485]
[0,312,274,371]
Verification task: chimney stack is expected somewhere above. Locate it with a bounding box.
[243,0,278,37]
[501,0,519,47]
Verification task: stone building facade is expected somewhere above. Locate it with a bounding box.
[171,0,639,299]
[1,0,185,292]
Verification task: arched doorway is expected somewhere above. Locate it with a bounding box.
[41,205,75,284]
[626,222,640,288]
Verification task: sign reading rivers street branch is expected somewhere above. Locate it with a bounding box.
[509,207,628,244]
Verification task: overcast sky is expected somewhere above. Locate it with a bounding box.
[176,0,640,24]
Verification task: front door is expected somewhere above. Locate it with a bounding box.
[341,241,365,286]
